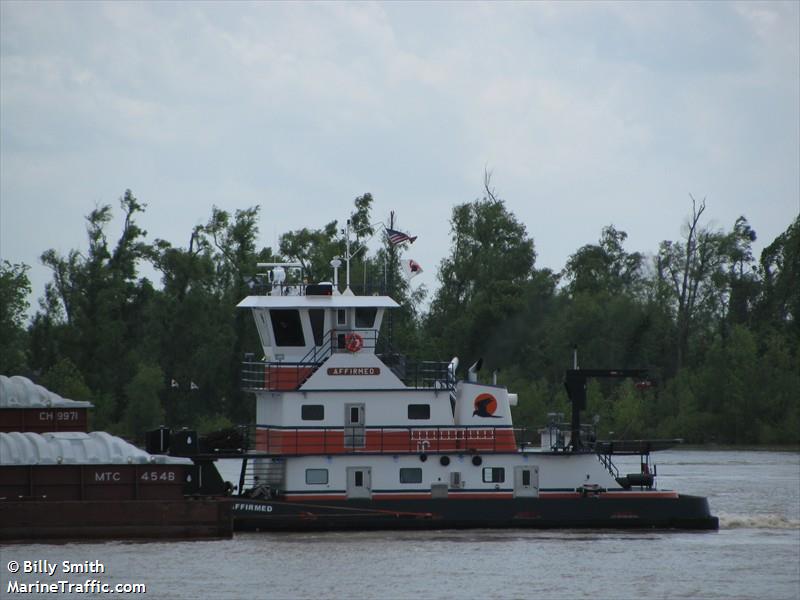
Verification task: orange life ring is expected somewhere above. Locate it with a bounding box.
[345,332,364,353]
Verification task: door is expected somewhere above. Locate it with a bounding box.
[335,309,350,350]
[514,465,539,498]
[346,467,372,499]
[344,403,365,448]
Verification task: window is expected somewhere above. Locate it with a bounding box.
[400,468,423,484]
[270,309,305,346]
[305,469,328,485]
[309,309,325,346]
[301,405,324,421]
[482,467,505,483]
[408,404,430,420]
[354,471,364,487]
[337,309,347,326]
[522,469,531,486]
[349,406,361,424]
[355,307,377,328]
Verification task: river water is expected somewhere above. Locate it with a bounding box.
[2,450,798,600]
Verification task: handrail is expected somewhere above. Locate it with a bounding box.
[298,328,380,364]
[241,352,454,392]
[597,452,620,478]
[252,425,523,455]
[378,354,455,390]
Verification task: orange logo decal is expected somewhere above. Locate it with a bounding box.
[473,393,501,418]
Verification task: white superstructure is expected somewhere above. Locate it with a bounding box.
[237,267,622,502]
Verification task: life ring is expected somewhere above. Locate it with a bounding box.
[345,332,364,353]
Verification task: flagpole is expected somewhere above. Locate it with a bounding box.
[345,218,351,293]
[388,211,395,349]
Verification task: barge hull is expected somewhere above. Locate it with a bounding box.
[232,494,718,531]
[1,499,233,542]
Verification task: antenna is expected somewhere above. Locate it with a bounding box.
[330,258,342,294]
[345,219,352,294]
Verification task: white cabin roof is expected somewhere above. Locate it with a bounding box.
[0,431,191,465]
[0,375,93,409]
[237,295,399,309]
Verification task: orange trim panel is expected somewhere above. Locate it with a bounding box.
[254,427,518,454]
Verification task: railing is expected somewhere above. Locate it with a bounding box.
[252,426,520,455]
[379,353,455,390]
[248,282,307,296]
[297,328,381,363]
[241,328,455,391]
[597,452,620,478]
[248,281,390,298]
[237,455,285,498]
[241,361,321,391]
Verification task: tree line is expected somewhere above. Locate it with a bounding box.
[2,184,798,444]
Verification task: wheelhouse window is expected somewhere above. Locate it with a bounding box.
[309,309,325,346]
[400,468,423,484]
[482,467,505,483]
[301,405,324,421]
[305,469,328,485]
[355,307,377,328]
[408,404,430,420]
[270,309,305,346]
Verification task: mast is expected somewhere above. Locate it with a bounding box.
[344,218,352,295]
[387,211,395,347]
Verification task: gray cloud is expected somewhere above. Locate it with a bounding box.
[1,1,798,315]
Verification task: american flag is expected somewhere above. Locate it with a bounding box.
[386,227,417,245]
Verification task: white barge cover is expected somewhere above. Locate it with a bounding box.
[0,375,93,409]
[0,431,191,466]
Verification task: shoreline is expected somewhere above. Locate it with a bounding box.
[674,444,800,452]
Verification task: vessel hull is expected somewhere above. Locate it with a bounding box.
[1,498,233,542]
[231,493,718,531]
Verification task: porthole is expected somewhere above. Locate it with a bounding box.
[440,456,451,466]
[472,455,482,466]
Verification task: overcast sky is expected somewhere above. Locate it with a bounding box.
[2,1,798,314]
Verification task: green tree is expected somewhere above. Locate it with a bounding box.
[564,225,643,298]
[0,261,31,374]
[655,196,734,371]
[123,364,165,440]
[31,190,154,423]
[202,205,268,423]
[723,216,759,327]
[427,175,536,368]
[39,357,92,402]
[279,220,343,284]
[151,224,233,425]
[757,215,799,350]
[205,206,262,295]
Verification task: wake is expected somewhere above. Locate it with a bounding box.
[719,513,800,530]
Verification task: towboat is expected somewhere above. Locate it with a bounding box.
[217,260,718,531]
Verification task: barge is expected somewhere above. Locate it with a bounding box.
[0,377,232,541]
